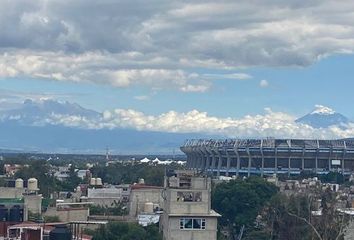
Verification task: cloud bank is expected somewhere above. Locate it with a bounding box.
[24,106,354,140]
[1,1,354,90]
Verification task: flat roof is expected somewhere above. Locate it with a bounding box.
[131,184,163,190]
[56,202,94,206]
[70,221,108,225]
[168,210,221,218]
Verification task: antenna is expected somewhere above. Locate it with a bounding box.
[106,147,110,161]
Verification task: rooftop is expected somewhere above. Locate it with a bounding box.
[181,138,354,149]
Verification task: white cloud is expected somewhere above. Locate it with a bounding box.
[134,95,150,101]
[2,98,353,139]
[260,79,269,88]
[204,73,252,80]
[34,107,353,140]
[0,51,212,92]
[1,1,354,90]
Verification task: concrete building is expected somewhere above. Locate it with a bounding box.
[129,184,164,217]
[44,202,91,222]
[0,178,42,220]
[181,139,354,177]
[86,187,123,206]
[0,178,42,239]
[118,184,131,202]
[161,171,220,240]
[53,166,70,181]
[80,183,131,206]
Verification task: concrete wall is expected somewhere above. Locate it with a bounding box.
[86,198,120,207]
[129,188,163,217]
[164,216,218,240]
[44,207,89,222]
[24,195,42,215]
[0,187,25,198]
[166,190,209,215]
[191,178,209,189]
[88,188,122,198]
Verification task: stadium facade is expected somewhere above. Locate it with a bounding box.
[180,139,354,176]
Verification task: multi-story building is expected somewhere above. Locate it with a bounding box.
[161,170,220,240]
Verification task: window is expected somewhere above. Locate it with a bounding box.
[180,218,206,230]
[184,218,193,229]
[177,192,202,202]
[193,219,201,229]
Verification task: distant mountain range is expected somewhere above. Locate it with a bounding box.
[0,99,214,154]
[295,105,351,128]
[0,100,352,153]
[0,99,101,126]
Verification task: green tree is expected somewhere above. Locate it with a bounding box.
[321,172,345,184]
[90,162,179,186]
[212,177,278,239]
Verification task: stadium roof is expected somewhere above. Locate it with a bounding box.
[181,139,354,149]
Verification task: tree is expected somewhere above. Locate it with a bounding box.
[321,172,345,184]
[212,177,278,239]
[262,189,350,240]
[90,162,178,186]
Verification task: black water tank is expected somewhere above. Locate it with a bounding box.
[9,205,23,222]
[6,180,15,188]
[49,224,72,240]
[0,205,8,221]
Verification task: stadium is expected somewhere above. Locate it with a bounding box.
[180,139,354,176]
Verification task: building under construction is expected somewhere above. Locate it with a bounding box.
[180,139,354,176]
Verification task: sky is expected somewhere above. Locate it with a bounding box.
[1,0,354,139]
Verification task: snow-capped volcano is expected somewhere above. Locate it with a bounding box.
[0,99,101,125]
[310,105,336,115]
[296,105,350,128]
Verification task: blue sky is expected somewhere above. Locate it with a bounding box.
[1,0,354,140]
[1,54,353,119]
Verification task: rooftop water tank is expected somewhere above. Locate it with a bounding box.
[138,178,145,184]
[28,178,39,191]
[90,178,96,186]
[96,178,103,186]
[15,178,24,189]
[144,202,154,213]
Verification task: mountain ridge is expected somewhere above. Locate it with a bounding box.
[295,105,351,128]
